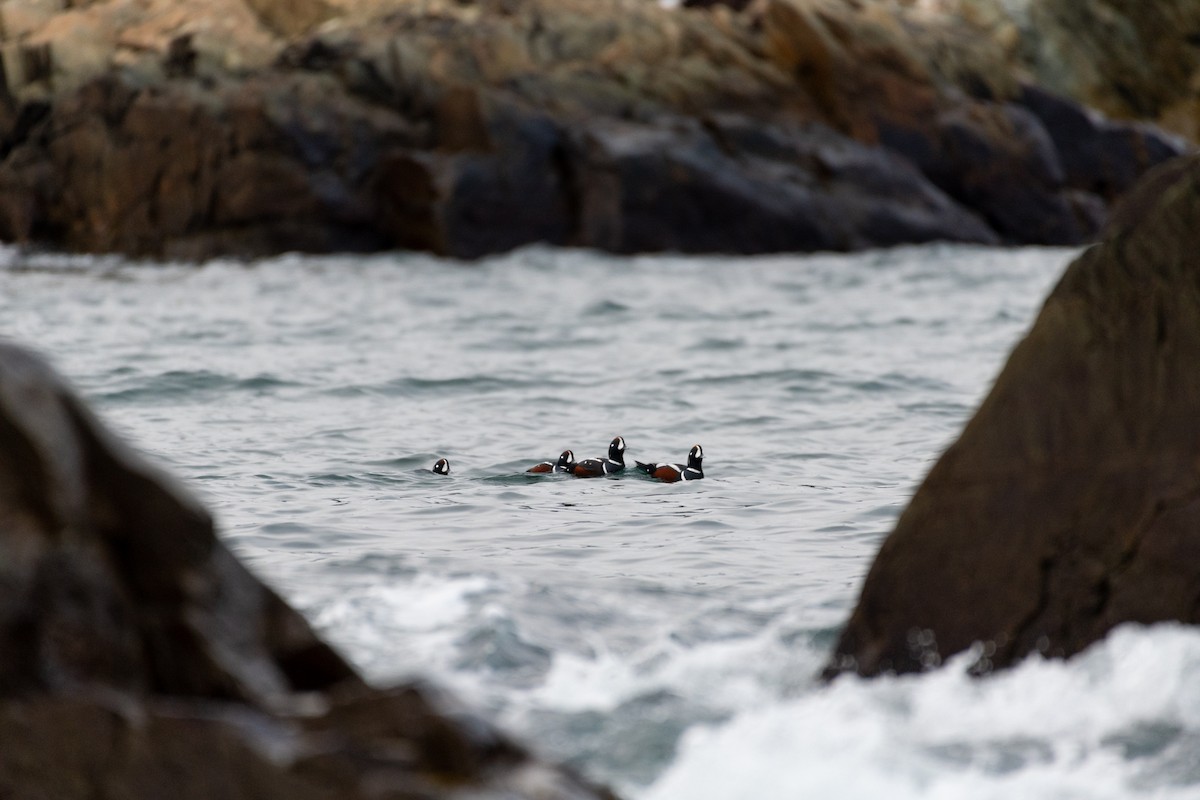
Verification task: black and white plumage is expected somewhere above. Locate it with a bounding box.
[635,444,704,483]
[573,436,626,478]
[431,458,450,475]
[528,449,576,474]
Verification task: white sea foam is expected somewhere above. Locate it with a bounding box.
[307,573,494,681]
[528,621,815,715]
[644,623,1200,800]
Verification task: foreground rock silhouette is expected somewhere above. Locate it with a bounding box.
[826,154,1200,678]
[0,342,613,800]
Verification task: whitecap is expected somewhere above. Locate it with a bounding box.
[644,623,1200,800]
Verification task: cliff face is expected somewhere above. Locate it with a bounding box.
[0,340,613,800]
[826,155,1200,679]
[0,0,1187,259]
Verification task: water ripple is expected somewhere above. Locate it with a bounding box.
[0,243,1086,797]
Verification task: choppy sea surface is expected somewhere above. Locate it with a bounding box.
[5,243,1200,799]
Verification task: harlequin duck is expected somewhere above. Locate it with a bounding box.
[527,449,576,474]
[431,458,450,475]
[635,444,703,482]
[573,436,626,478]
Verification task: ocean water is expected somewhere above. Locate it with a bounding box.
[4,243,1200,798]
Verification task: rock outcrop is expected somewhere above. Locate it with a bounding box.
[0,340,613,799]
[825,154,1200,679]
[920,0,1200,142]
[0,0,1187,259]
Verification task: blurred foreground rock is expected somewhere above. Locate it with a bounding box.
[826,154,1200,678]
[0,340,613,800]
[0,0,1188,259]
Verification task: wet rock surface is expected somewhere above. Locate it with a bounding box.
[825,155,1200,679]
[0,340,614,800]
[0,0,1188,259]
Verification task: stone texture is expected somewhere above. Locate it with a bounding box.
[825,155,1200,679]
[0,0,1188,258]
[0,340,614,800]
[1018,84,1190,200]
[911,0,1200,142]
[0,72,421,257]
[569,115,998,253]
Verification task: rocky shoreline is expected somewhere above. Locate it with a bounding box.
[0,0,1190,259]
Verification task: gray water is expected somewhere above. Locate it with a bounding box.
[6,243,1200,799]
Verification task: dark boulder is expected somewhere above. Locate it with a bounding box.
[880,100,1100,245]
[376,97,578,259]
[569,115,998,254]
[0,72,421,259]
[1017,84,1190,200]
[681,0,757,11]
[825,155,1200,679]
[0,340,614,800]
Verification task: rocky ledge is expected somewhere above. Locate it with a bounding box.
[0,340,613,800]
[825,154,1200,679]
[0,0,1189,259]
